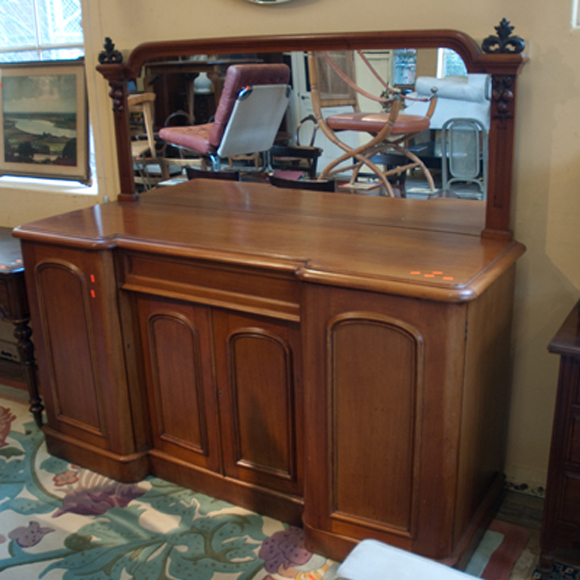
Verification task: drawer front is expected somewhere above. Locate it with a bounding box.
[121,252,300,321]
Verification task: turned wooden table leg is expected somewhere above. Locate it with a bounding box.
[13,319,43,428]
[0,228,44,429]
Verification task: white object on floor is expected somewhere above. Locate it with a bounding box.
[335,539,474,580]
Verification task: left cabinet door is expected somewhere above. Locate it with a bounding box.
[22,242,148,481]
[136,295,222,473]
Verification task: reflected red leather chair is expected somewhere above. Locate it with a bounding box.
[159,63,291,172]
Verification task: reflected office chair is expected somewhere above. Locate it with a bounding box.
[307,50,437,197]
[159,63,291,173]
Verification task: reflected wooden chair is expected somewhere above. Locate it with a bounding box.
[268,174,336,191]
[185,166,241,181]
[441,117,488,200]
[307,50,438,197]
[128,92,167,190]
[159,64,291,174]
[270,144,322,179]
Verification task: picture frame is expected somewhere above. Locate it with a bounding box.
[0,59,90,184]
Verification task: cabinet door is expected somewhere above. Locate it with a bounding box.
[213,310,303,497]
[302,284,468,560]
[23,245,134,452]
[20,242,146,481]
[136,295,221,472]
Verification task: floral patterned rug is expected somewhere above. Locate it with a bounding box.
[0,384,575,580]
[0,386,335,580]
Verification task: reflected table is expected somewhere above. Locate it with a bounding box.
[0,227,43,427]
[143,57,262,127]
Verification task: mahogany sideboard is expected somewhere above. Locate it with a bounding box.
[540,301,580,577]
[14,180,525,564]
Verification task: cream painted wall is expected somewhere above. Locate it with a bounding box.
[4,0,580,491]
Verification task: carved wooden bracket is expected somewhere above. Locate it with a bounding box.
[108,78,126,115]
[491,75,516,120]
[98,37,123,65]
[482,19,525,54]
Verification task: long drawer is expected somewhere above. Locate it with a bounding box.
[119,251,301,321]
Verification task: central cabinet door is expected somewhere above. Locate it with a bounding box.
[212,310,303,497]
[137,295,303,498]
[137,296,222,472]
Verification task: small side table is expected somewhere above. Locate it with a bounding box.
[540,300,580,578]
[0,227,43,427]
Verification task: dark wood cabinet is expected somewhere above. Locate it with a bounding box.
[540,301,580,578]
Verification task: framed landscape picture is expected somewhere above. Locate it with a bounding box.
[0,60,90,183]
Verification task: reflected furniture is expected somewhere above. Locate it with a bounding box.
[268,173,336,191]
[441,118,488,199]
[404,74,491,131]
[16,25,527,566]
[159,63,290,172]
[307,50,437,196]
[540,301,580,578]
[0,228,43,427]
[143,57,262,129]
[185,166,241,181]
[128,92,160,190]
[270,143,322,179]
[404,74,491,198]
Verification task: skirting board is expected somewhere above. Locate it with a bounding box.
[504,466,547,498]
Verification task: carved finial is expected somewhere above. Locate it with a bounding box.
[482,18,525,54]
[98,37,123,64]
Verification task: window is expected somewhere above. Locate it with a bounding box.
[392,49,417,86]
[0,0,83,63]
[0,0,94,188]
[437,48,468,78]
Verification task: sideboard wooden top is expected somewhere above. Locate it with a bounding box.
[13,180,525,302]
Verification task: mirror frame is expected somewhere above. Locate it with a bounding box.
[97,26,527,239]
